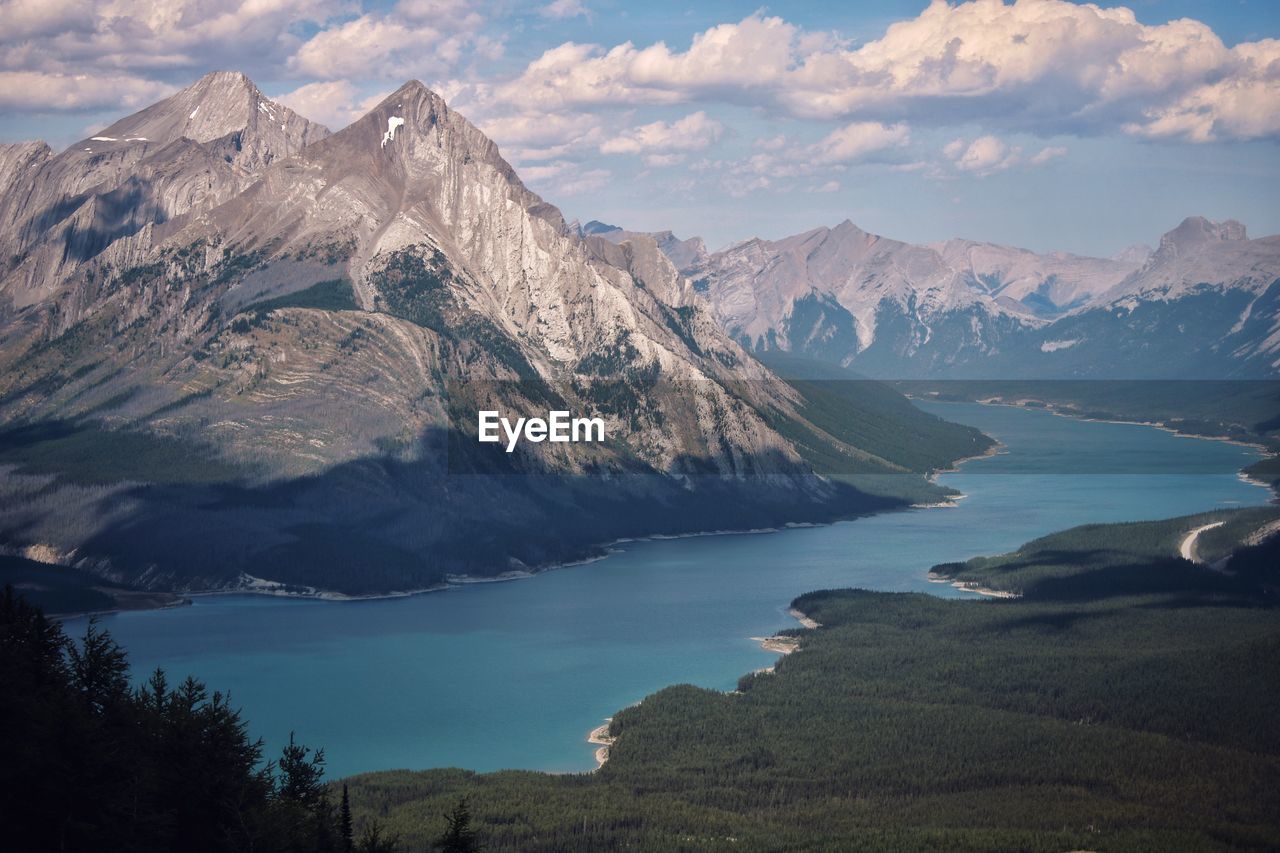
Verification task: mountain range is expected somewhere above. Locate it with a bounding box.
[669,216,1280,378]
[0,72,987,598]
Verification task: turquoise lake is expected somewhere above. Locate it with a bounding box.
[70,402,1271,778]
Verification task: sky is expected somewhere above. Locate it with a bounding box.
[0,0,1277,256]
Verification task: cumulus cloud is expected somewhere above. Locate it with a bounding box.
[0,0,345,81]
[1030,145,1068,165]
[944,135,1021,176]
[496,3,1280,142]
[808,122,909,165]
[288,2,490,80]
[556,167,612,195]
[0,0,493,123]
[274,81,390,130]
[539,0,589,19]
[0,70,174,112]
[600,111,723,154]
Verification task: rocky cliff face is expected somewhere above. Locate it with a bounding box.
[685,221,1044,375]
[684,217,1280,378]
[0,72,327,311]
[0,74,973,594]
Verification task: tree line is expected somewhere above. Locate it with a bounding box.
[0,586,479,852]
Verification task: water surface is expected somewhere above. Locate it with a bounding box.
[72,403,1269,777]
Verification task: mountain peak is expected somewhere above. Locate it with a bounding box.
[86,70,328,155]
[1164,216,1247,245]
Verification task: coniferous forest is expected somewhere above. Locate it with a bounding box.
[0,586,425,853]
[5,508,1278,852]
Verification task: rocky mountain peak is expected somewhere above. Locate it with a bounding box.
[1155,216,1248,260]
[86,70,328,156]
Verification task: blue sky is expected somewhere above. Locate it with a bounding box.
[1,1,1277,255]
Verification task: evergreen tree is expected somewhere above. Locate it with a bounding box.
[435,796,480,852]
[341,784,355,851]
[0,586,349,852]
[356,822,402,853]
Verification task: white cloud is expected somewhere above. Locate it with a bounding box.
[945,135,1021,176]
[812,180,840,193]
[274,81,390,130]
[600,111,723,154]
[0,70,174,112]
[539,0,589,20]
[1030,146,1068,165]
[555,167,612,195]
[0,1,346,80]
[808,121,909,165]
[644,153,684,167]
[495,4,1280,142]
[519,161,574,182]
[288,11,487,80]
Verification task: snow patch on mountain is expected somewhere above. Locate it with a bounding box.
[381,116,405,148]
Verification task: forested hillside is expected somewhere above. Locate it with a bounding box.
[0,587,405,852]
[342,508,1280,851]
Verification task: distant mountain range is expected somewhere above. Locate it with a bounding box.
[639,217,1280,378]
[0,72,987,596]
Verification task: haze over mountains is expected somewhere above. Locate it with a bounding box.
[661,216,1280,378]
[0,72,988,597]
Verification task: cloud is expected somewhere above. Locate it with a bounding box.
[808,121,909,165]
[274,81,390,130]
[0,70,174,112]
[644,153,684,167]
[288,5,489,80]
[945,135,1021,176]
[539,0,589,19]
[812,180,840,193]
[1030,146,1068,165]
[556,168,612,195]
[600,111,723,154]
[496,4,1280,142]
[0,0,492,125]
[0,1,346,80]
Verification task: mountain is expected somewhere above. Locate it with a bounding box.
[686,217,1280,378]
[595,227,708,271]
[685,220,1043,376]
[931,238,1138,317]
[0,76,988,597]
[0,72,327,310]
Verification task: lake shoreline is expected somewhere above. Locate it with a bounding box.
[909,394,1279,501]
[54,398,1272,618]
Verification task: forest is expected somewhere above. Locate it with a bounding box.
[342,507,1280,851]
[7,506,1277,850]
[0,586,480,852]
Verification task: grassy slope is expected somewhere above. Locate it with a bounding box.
[343,509,1280,852]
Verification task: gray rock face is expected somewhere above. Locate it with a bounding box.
[3,74,952,592]
[597,228,708,271]
[0,76,903,489]
[0,71,327,309]
[687,216,1280,378]
[685,220,1042,373]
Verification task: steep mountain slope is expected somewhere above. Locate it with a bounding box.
[932,239,1139,317]
[0,71,328,311]
[688,217,1280,378]
[592,224,708,271]
[0,77,988,596]
[686,221,1042,376]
